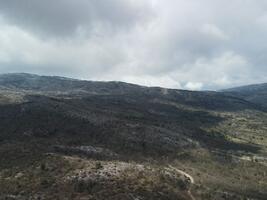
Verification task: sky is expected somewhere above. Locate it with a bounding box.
[0,0,267,90]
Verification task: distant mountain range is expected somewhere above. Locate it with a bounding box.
[0,73,264,110]
[222,83,267,108]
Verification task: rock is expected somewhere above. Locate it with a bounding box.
[15,172,24,179]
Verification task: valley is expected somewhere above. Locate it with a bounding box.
[0,73,266,200]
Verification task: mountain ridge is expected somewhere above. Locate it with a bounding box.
[221,82,267,108]
[0,73,264,112]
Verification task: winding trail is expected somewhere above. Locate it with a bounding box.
[168,165,195,184]
[167,165,196,200]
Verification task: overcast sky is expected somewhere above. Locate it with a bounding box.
[0,0,267,90]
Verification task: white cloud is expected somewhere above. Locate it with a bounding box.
[185,82,203,91]
[120,75,182,89]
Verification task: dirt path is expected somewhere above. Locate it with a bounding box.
[167,165,196,200]
[168,165,195,184]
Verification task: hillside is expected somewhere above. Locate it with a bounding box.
[0,73,267,200]
[222,83,267,108]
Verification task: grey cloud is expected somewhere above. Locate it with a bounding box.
[0,0,267,90]
[0,0,151,38]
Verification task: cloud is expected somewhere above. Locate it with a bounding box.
[185,82,203,91]
[184,51,250,89]
[0,0,266,90]
[0,0,152,38]
[200,24,229,40]
[119,75,182,89]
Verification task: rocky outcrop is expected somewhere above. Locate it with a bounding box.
[54,145,119,159]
